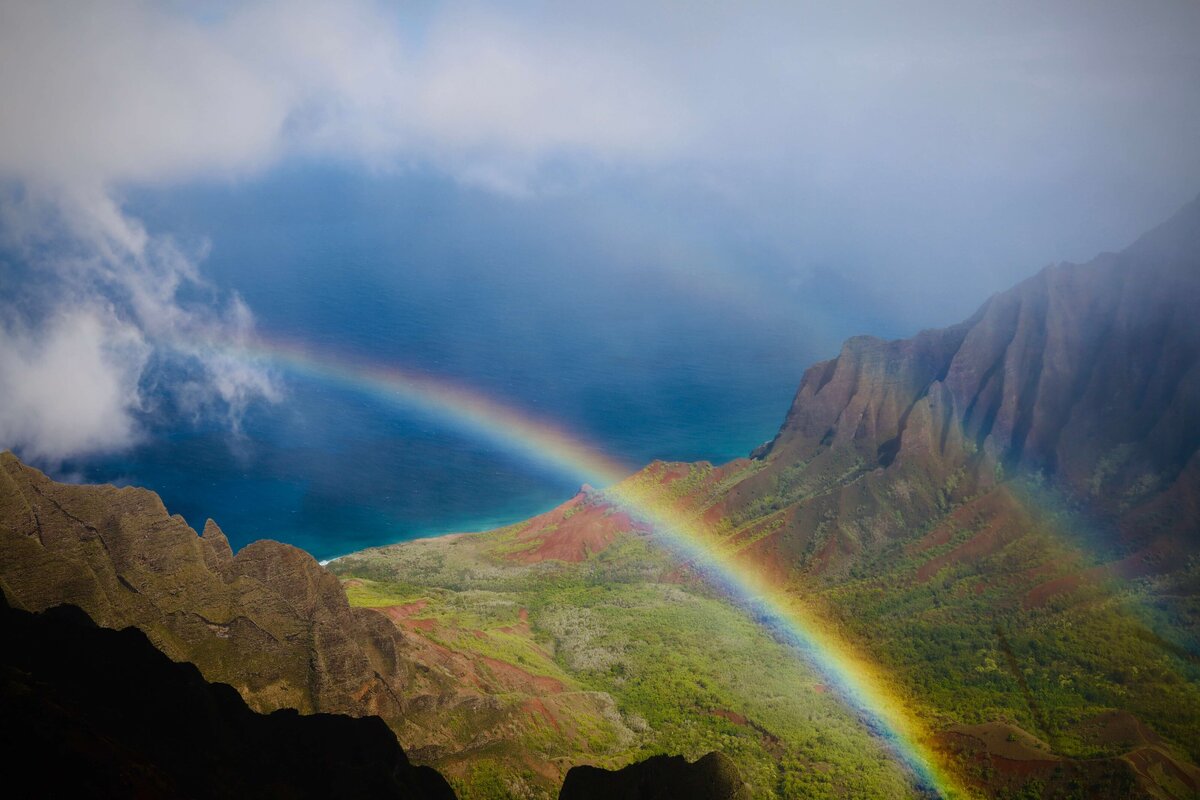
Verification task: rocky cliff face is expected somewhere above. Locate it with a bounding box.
[0,451,414,724]
[720,194,1200,576]
[0,590,457,799]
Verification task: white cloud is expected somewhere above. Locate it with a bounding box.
[0,180,282,462]
[0,0,689,190]
[0,308,149,463]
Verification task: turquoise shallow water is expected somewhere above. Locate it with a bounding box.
[51,167,892,561]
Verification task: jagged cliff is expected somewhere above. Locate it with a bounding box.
[0,590,456,799]
[0,450,418,723]
[0,453,755,798]
[723,194,1200,577]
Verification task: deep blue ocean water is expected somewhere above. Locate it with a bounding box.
[49,167,901,561]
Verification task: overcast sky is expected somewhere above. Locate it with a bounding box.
[2,0,1199,462]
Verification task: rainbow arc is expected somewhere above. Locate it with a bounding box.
[219,334,970,799]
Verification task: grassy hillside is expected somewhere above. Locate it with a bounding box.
[330,527,921,800]
[331,464,1200,800]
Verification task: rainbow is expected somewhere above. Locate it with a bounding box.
[215,334,970,799]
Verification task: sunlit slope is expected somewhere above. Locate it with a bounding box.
[334,196,1200,800]
[330,509,922,800]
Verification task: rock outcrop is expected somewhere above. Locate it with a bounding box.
[0,590,456,799]
[559,752,751,800]
[715,194,1200,575]
[0,451,413,725]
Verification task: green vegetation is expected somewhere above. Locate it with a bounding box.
[331,469,1200,800]
[331,530,919,800]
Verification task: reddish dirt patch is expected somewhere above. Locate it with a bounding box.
[379,600,428,619]
[812,683,829,694]
[507,491,637,564]
[479,655,565,694]
[499,608,533,636]
[522,697,562,732]
[711,708,748,725]
[809,531,844,576]
[1024,573,1083,609]
[917,511,1023,582]
[912,490,1033,577]
[1023,541,1174,609]
[1125,747,1199,793]
[653,462,694,485]
[471,629,487,640]
[1076,710,1161,750]
[948,723,1057,762]
[939,725,1060,782]
[728,507,791,548]
[378,603,438,631]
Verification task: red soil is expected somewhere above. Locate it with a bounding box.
[380,600,428,619]
[917,510,1023,582]
[522,697,562,732]
[1023,540,1174,609]
[379,603,438,631]
[479,655,565,694]
[1125,747,1198,792]
[711,708,748,725]
[506,491,637,564]
[499,608,532,636]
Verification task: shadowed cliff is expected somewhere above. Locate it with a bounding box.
[0,589,457,799]
[0,587,748,800]
[559,752,751,800]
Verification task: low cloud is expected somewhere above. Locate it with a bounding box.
[0,180,280,464]
[0,308,148,463]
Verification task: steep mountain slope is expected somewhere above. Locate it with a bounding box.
[731,194,1200,577]
[0,590,457,799]
[330,196,1200,799]
[0,450,417,723]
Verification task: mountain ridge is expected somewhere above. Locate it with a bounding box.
[717,192,1200,578]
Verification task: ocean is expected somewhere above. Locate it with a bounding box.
[55,166,890,561]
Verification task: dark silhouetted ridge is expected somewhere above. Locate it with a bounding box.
[0,589,457,799]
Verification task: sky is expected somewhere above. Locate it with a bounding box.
[2,0,1200,471]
